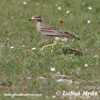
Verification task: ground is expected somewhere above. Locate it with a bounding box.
[0,0,100,100]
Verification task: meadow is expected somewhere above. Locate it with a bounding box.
[0,0,100,99]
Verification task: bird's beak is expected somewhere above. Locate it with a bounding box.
[29,17,35,21]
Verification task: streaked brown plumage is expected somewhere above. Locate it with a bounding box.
[29,15,79,40]
[29,15,79,52]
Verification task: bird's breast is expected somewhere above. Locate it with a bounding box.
[36,22,42,32]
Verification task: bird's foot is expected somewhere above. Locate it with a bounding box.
[40,44,52,51]
[40,40,57,53]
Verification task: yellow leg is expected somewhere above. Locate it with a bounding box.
[40,40,57,53]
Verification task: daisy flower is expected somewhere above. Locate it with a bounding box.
[88,6,92,10]
[50,67,56,72]
[31,47,36,50]
[66,11,70,14]
[87,20,91,24]
[58,6,61,10]
[84,64,88,67]
[10,46,14,49]
[23,1,27,5]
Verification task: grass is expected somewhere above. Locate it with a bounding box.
[0,0,100,99]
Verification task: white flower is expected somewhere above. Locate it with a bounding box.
[10,46,14,49]
[66,11,70,14]
[84,64,88,67]
[23,1,27,5]
[31,47,36,50]
[58,6,61,10]
[88,7,92,10]
[87,20,91,24]
[50,67,56,72]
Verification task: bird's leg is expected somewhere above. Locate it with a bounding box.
[51,40,56,53]
[40,40,57,53]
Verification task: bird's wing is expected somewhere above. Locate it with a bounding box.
[59,30,77,39]
[39,24,61,36]
[40,24,78,39]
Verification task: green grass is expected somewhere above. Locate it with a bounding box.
[0,0,100,99]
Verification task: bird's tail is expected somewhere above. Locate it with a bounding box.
[65,32,80,40]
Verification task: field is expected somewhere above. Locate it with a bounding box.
[0,0,100,100]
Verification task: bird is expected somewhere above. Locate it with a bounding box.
[29,15,79,52]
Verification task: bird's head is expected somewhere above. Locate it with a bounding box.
[29,15,42,22]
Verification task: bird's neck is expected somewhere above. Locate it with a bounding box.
[36,21,42,32]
